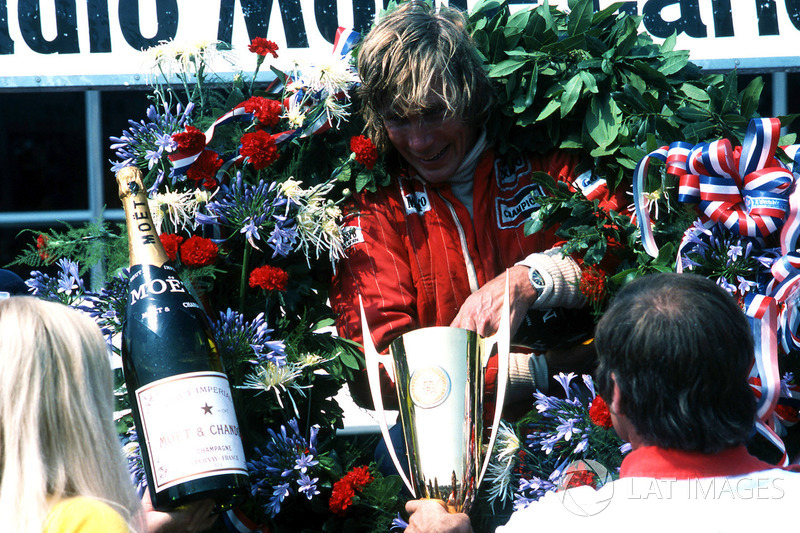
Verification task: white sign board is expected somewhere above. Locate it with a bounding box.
[0,0,798,89]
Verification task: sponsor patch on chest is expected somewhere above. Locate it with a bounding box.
[494,156,532,190]
[496,184,545,229]
[341,224,365,250]
[402,190,432,215]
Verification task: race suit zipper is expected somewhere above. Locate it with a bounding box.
[437,190,480,293]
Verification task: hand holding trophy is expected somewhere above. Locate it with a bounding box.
[361,275,511,514]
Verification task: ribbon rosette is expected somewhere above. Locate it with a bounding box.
[634,117,800,465]
[634,117,795,258]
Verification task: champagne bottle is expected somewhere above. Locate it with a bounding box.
[117,166,250,511]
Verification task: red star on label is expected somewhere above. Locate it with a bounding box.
[201,403,213,414]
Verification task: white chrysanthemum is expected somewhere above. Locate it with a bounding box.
[280,178,307,202]
[283,101,307,128]
[300,55,358,95]
[146,39,235,78]
[321,95,350,127]
[149,188,210,234]
[148,191,197,233]
[293,199,345,264]
[193,188,214,205]
[240,360,316,415]
[484,420,523,505]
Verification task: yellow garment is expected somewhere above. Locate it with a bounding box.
[43,497,130,533]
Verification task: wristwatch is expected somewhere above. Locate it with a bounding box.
[528,267,547,293]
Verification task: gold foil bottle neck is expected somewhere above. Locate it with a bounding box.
[117,166,169,267]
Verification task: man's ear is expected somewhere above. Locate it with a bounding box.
[609,372,623,416]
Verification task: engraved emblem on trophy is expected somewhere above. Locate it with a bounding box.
[360,277,511,514]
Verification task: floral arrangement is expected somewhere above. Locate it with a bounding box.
[477,373,626,526]
[12,24,404,533]
[10,0,800,530]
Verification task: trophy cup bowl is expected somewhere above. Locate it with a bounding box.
[359,277,510,514]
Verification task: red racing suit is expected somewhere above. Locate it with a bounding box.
[330,147,621,406]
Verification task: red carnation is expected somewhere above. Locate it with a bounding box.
[589,395,613,429]
[179,235,218,267]
[579,266,607,304]
[36,234,51,262]
[172,125,205,153]
[240,96,282,128]
[248,37,279,58]
[350,135,378,170]
[240,130,280,170]
[249,265,288,292]
[186,150,223,186]
[329,466,373,516]
[565,469,599,489]
[159,233,184,262]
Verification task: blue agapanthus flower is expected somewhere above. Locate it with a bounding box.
[198,173,298,258]
[26,258,87,305]
[84,268,130,348]
[109,102,194,193]
[247,419,321,517]
[212,308,287,367]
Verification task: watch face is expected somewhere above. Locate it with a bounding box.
[529,268,546,289]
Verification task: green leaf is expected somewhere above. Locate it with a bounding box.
[586,94,621,149]
[536,98,561,121]
[592,2,625,24]
[739,76,764,119]
[683,120,716,141]
[560,75,583,117]
[336,165,352,183]
[538,0,556,32]
[578,70,598,94]
[355,171,372,193]
[567,0,594,36]
[680,82,711,102]
[488,58,528,77]
[525,63,539,106]
[337,347,361,370]
[584,237,607,265]
[660,32,677,53]
[658,51,689,76]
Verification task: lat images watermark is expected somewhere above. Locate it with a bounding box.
[557,459,615,517]
[556,467,788,518]
[628,476,786,501]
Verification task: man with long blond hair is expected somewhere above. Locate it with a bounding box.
[331,0,618,410]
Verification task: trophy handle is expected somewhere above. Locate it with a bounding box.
[359,297,417,496]
[477,273,511,486]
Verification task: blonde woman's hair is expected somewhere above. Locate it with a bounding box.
[0,297,144,532]
[357,0,493,153]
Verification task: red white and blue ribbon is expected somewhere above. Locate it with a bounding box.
[168,27,360,181]
[168,106,254,176]
[634,117,800,465]
[634,118,794,258]
[332,27,360,57]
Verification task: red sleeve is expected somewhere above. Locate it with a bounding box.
[329,184,418,408]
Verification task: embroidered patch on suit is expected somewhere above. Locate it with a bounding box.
[496,184,544,229]
[402,190,432,216]
[341,224,365,250]
[495,156,532,190]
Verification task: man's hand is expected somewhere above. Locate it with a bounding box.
[405,500,472,533]
[142,488,217,533]
[450,265,536,337]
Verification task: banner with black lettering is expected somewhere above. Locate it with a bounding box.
[1,0,798,88]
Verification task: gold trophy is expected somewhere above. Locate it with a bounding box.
[360,277,510,514]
